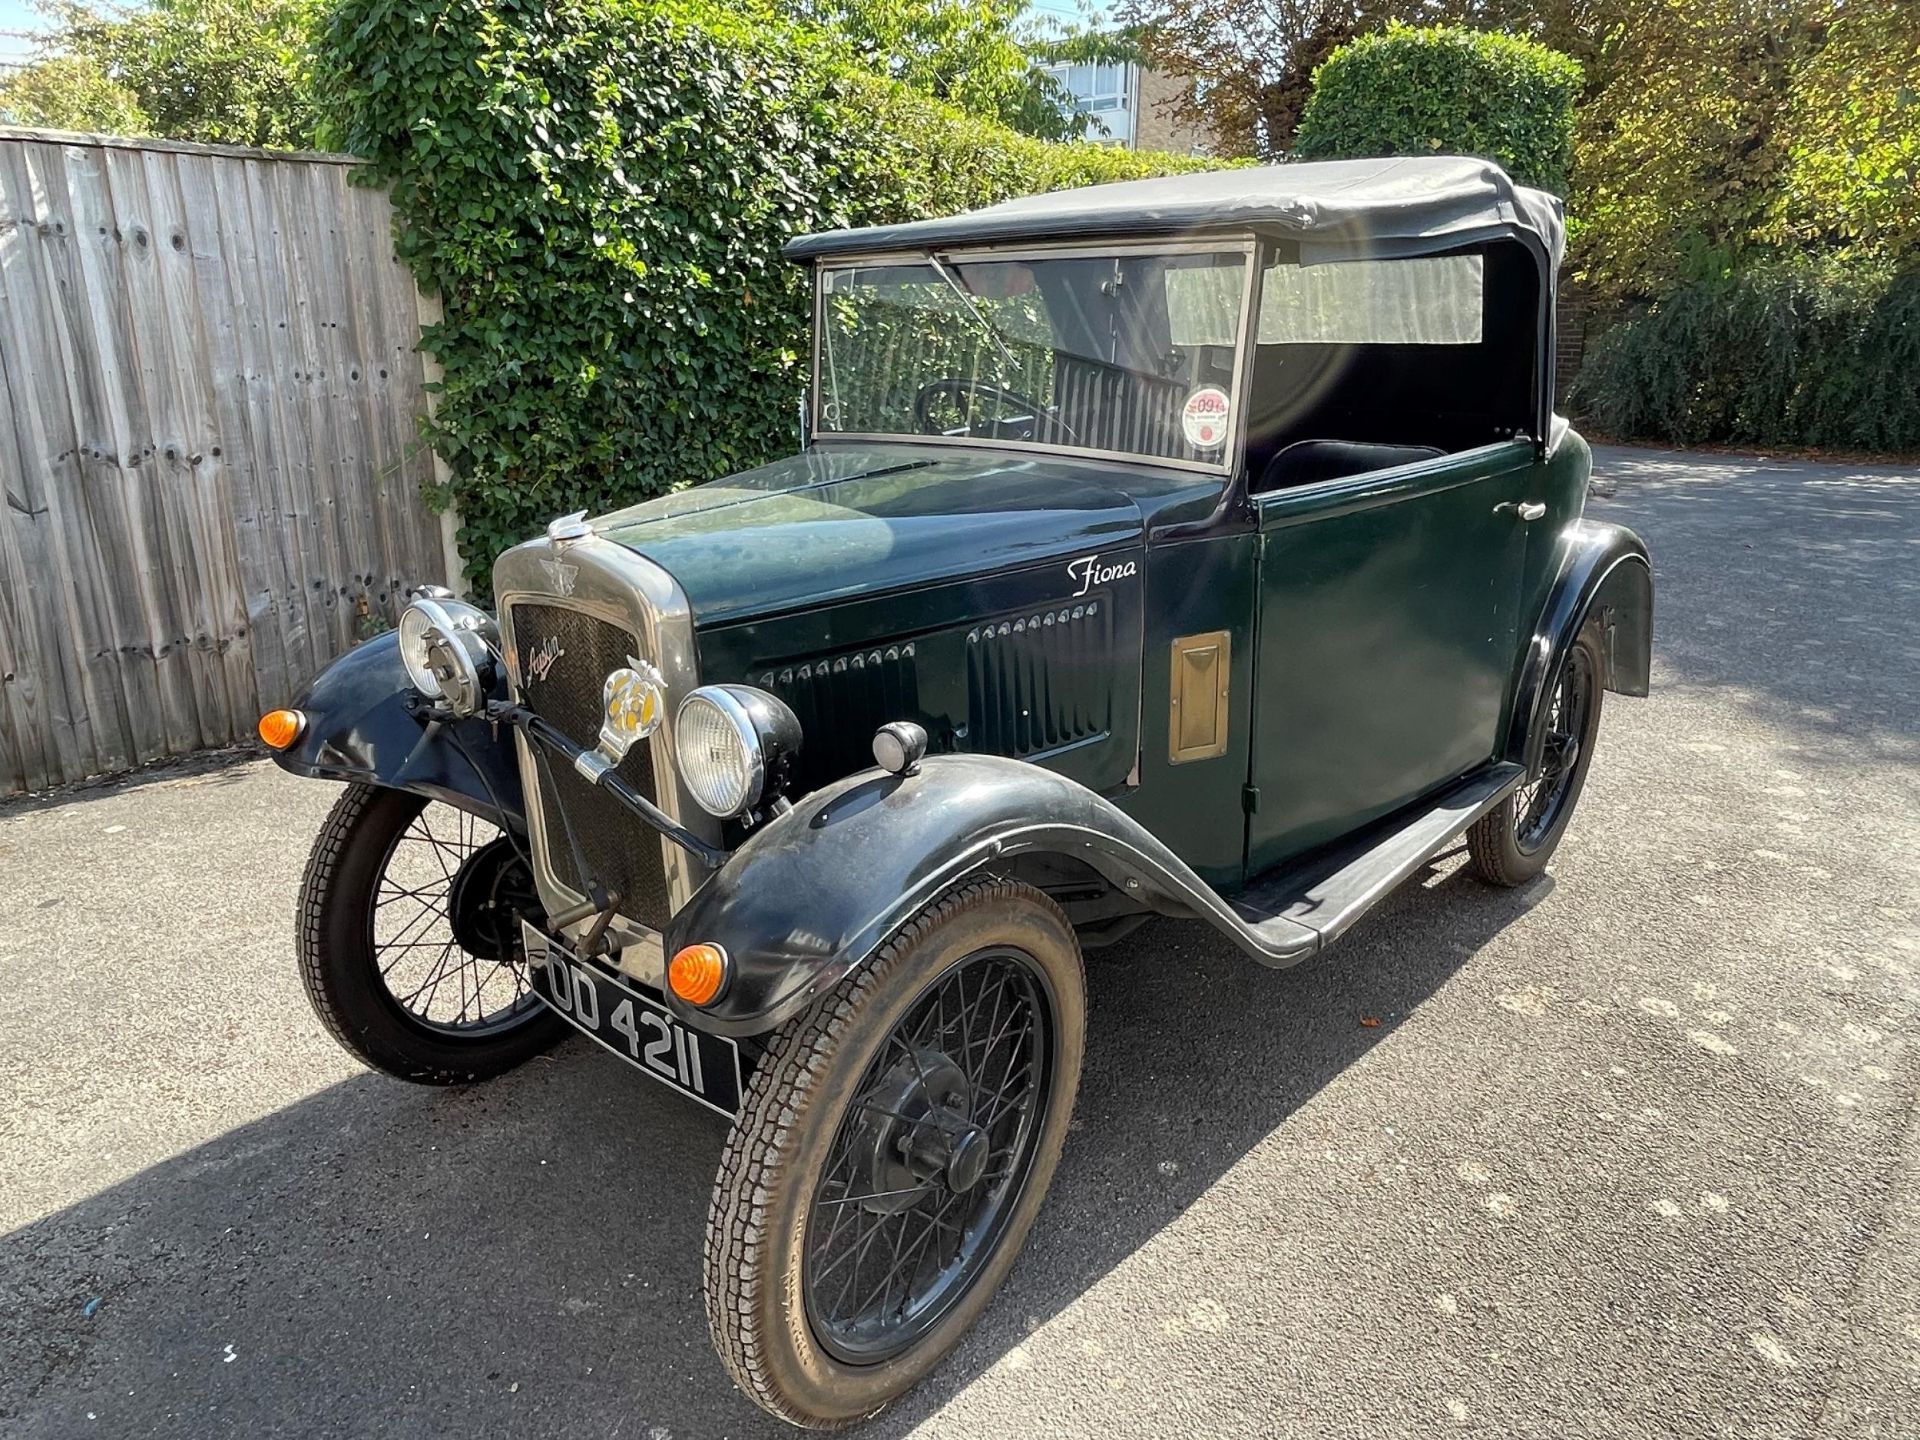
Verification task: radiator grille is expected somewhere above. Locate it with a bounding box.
[757,643,919,786]
[510,602,673,930]
[966,601,1111,757]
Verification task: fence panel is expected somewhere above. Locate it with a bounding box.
[0,128,452,794]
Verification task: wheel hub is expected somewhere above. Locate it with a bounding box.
[852,1048,977,1214]
[447,836,541,962]
[942,1126,992,1193]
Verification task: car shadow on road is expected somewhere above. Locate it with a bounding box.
[3,859,1551,1440]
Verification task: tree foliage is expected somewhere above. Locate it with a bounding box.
[1293,23,1582,193]
[1117,0,1575,158]
[778,1,1136,142]
[37,0,320,147]
[1770,3,1920,259]
[1570,0,1829,305]
[14,0,1130,148]
[0,53,149,134]
[313,0,1217,588]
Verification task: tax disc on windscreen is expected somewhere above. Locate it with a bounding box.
[1181,386,1231,450]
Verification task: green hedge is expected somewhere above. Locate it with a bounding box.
[1573,260,1920,453]
[314,0,1217,589]
[1294,24,1582,196]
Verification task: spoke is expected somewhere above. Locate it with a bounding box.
[417,947,459,1017]
[398,940,458,1011]
[376,896,448,943]
[376,904,452,973]
[378,937,459,978]
[377,916,453,976]
[976,1064,1035,1132]
[856,1207,921,1321]
[895,1032,938,1096]
[931,974,952,1053]
[403,818,463,883]
[375,878,446,906]
[961,968,1007,1082]
[968,993,1027,1095]
[815,1179,863,1256]
[815,1202,896,1293]
[884,1198,952,1320]
[813,1183,936,1209]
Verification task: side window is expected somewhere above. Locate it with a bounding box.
[1164,263,1243,347]
[1258,255,1484,345]
[1243,247,1529,490]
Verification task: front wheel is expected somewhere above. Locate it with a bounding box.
[705,878,1086,1429]
[295,783,566,1083]
[1468,629,1605,887]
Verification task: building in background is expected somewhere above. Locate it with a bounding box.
[1043,59,1215,154]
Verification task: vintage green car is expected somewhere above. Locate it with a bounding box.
[266,156,1652,1427]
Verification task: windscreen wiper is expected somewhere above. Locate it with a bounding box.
[926,250,1020,377]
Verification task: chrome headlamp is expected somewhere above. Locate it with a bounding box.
[397,593,498,717]
[675,685,802,819]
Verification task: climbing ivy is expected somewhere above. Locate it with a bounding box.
[314,0,1216,589]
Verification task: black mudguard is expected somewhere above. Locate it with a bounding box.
[662,753,1312,1038]
[270,632,525,827]
[1507,518,1653,773]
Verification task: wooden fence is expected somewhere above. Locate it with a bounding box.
[0,129,455,795]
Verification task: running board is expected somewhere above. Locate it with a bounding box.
[1226,762,1525,965]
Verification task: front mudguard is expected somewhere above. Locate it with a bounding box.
[662,753,1316,1038]
[271,632,525,827]
[1507,518,1653,775]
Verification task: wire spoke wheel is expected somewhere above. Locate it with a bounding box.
[370,802,543,1035]
[297,784,565,1084]
[1467,630,1606,889]
[804,947,1052,1363]
[1514,643,1595,854]
[705,878,1085,1428]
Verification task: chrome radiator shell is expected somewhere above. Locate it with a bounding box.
[494,532,720,983]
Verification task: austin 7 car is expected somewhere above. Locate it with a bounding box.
[264,156,1652,1428]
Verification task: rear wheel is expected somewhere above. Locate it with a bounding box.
[1468,630,1605,887]
[296,783,566,1083]
[705,878,1085,1429]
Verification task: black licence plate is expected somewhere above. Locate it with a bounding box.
[523,921,743,1117]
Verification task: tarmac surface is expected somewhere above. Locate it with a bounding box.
[2,446,1917,1438]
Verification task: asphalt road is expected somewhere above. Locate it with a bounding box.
[3,446,1917,1439]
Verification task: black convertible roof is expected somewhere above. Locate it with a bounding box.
[789,155,1569,439]
[785,156,1565,273]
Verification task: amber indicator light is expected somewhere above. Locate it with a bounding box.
[257,709,305,750]
[669,944,729,1007]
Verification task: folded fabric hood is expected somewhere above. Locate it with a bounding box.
[785,156,1564,271]
[785,156,1568,444]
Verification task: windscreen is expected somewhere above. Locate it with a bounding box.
[816,248,1252,467]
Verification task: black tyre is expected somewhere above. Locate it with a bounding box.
[296,783,566,1084]
[1468,629,1605,887]
[705,878,1086,1429]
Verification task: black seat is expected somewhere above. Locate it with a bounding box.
[1254,439,1444,493]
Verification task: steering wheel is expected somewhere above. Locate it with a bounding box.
[912,379,1077,445]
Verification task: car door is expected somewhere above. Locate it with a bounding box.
[1245,440,1536,873]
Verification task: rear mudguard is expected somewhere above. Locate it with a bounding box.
[1508,518,1652,774]
[270,631,525,827]
[662,754,1318,1038]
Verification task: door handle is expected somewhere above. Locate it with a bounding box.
[1496,500,1547,521]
